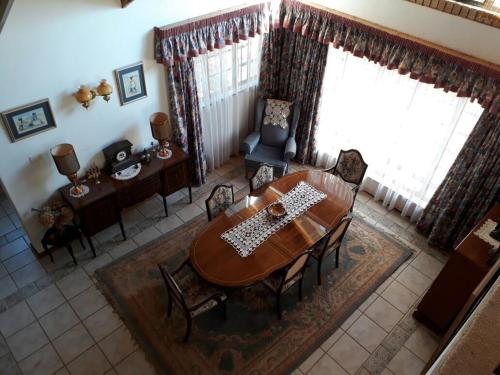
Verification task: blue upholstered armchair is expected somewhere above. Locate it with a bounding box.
[243,98,300,177]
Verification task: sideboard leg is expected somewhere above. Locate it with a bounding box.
[188,186,192,204]
[87,236,96,258]
[118,218,126,241]
[162,196,169,217]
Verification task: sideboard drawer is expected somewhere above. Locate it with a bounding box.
[117,173,161,208]
[79,197,120,236]
[161,161,189,196]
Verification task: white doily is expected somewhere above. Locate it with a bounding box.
[221,181,326,257]
[474,219,499,248]
[112,163,142,181]
[263,99,292,129]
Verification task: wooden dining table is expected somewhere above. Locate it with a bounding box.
[189,170,354,288]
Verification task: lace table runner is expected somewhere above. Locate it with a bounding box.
[474,219,499,248]
[221,181,327,257]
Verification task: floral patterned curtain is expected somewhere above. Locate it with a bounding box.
[279,0,500,115]
[155,4,267,185]
[259,28,328,163]
[416,112,500,250]
[166,60,207,185]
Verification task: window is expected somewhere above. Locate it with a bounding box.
[456,0,500,12]
[316,46,483,219]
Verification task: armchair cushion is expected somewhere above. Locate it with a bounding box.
[244,144,288,176]
[242,132,261,155]
[261,124,290,148]
[284,137,297,161]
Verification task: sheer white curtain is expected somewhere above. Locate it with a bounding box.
[194,36,262,171]
[316,46,483,221]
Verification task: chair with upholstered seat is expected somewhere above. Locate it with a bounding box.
[312,215,352,285]
[324,149,368,209]
[158,260,227,342]
[249,163,275,192]
[205,184,235,221]
[243,98,301,177]
[263,249,312,319]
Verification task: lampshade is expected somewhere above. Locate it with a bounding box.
[51,143,80,176]
[149,112,171,141]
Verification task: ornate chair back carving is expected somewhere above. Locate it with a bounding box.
[250,163,274,192]
[205,184,235,221]
[328,149,368,187]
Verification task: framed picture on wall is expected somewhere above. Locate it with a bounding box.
[1,99,57,142]
[115,61,147,105]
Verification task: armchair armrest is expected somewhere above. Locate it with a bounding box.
[242,132,261,154]
[284,137,297,161]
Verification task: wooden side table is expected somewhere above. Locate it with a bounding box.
[41,225,93,265]
[413,205,499,335]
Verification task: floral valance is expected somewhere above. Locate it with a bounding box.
[155,3,267,65]
[279,0,500,114]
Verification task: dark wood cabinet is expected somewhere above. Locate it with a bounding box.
[413,205,499,335]
[59,144,192,253]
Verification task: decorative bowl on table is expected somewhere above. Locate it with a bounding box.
[267,202,287,219]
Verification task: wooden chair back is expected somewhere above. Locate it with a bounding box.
[205,184,235,221]
[158,264,189,314]
[324,215,352,253]
[250,163,274,192]
[327,149,368,187]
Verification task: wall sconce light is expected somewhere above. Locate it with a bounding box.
[74,79,113,109]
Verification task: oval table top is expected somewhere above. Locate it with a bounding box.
[189,170,354,288]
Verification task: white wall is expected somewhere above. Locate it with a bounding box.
[0,0,498,252]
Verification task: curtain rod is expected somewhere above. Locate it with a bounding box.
[157,1,264,31]
[298,0,500,72]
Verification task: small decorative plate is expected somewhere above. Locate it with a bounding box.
[156,148,172,160]
[112,163,142,181]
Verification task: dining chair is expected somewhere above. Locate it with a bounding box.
[312,215,352,285]
[263,249,313,319]
[158,260,227,342]
[324,149,368,210]
[205,184,235,221]
[249,163,275,192]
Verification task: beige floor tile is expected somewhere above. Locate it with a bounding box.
[57,268,93,299]
[299,347,324,373]
[53,324,95,364]
[98,325,137,365]
[70,287,107,320]
[176,204,204,222]
[54,367,70,375]
[27,284,66,318]
[340,309,362,330]
[67,345,111,375]
[3,249,36,273]
[115,350,156,375]
[0,274,17,300]
[84,253,113,275]
[11,261,46,288]
[381,280,418,313]
[121,208,145,230]
[387,346,425,375]
[365,297,404,332]
[381,369,394,375]
[135,197,164,219]
[396,266,432,296]
[18,343,63,375]
[404,326,439,362]
[328,333,370,374]
[7,321,48,361]
[154,214,184,234]
[39,303,79,340]
[108,240,138,260]
[355,191,371,203]
[358,292,377,312]
[132,226,162,247]
[375,277,394,295]
[84,305,122,341]
[410,252,444,279]
[347,314,387,353]
[0,301,35,337]
[320,328,344,351]
[365,199,389,215]
[308,354,348,375]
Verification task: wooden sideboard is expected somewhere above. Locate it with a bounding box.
[59,144,192,253]
[413,205,499,335]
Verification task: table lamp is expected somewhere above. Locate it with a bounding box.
[51,143,89,198]
[150,112,172,159]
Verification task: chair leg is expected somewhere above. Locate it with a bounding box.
[78,232,86,250]
[183,317,192,342]
[335,248,340,268]
[317,258,323,286]
[276,293,282,320]
[162,196,168,217]
[66,245,77,265]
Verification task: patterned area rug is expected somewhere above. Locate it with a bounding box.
[96,214,412,375]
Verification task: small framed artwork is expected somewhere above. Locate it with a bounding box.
[115,61,147,105]
[1,99,57,142]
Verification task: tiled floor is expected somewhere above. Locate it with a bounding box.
[0,156,448,375]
